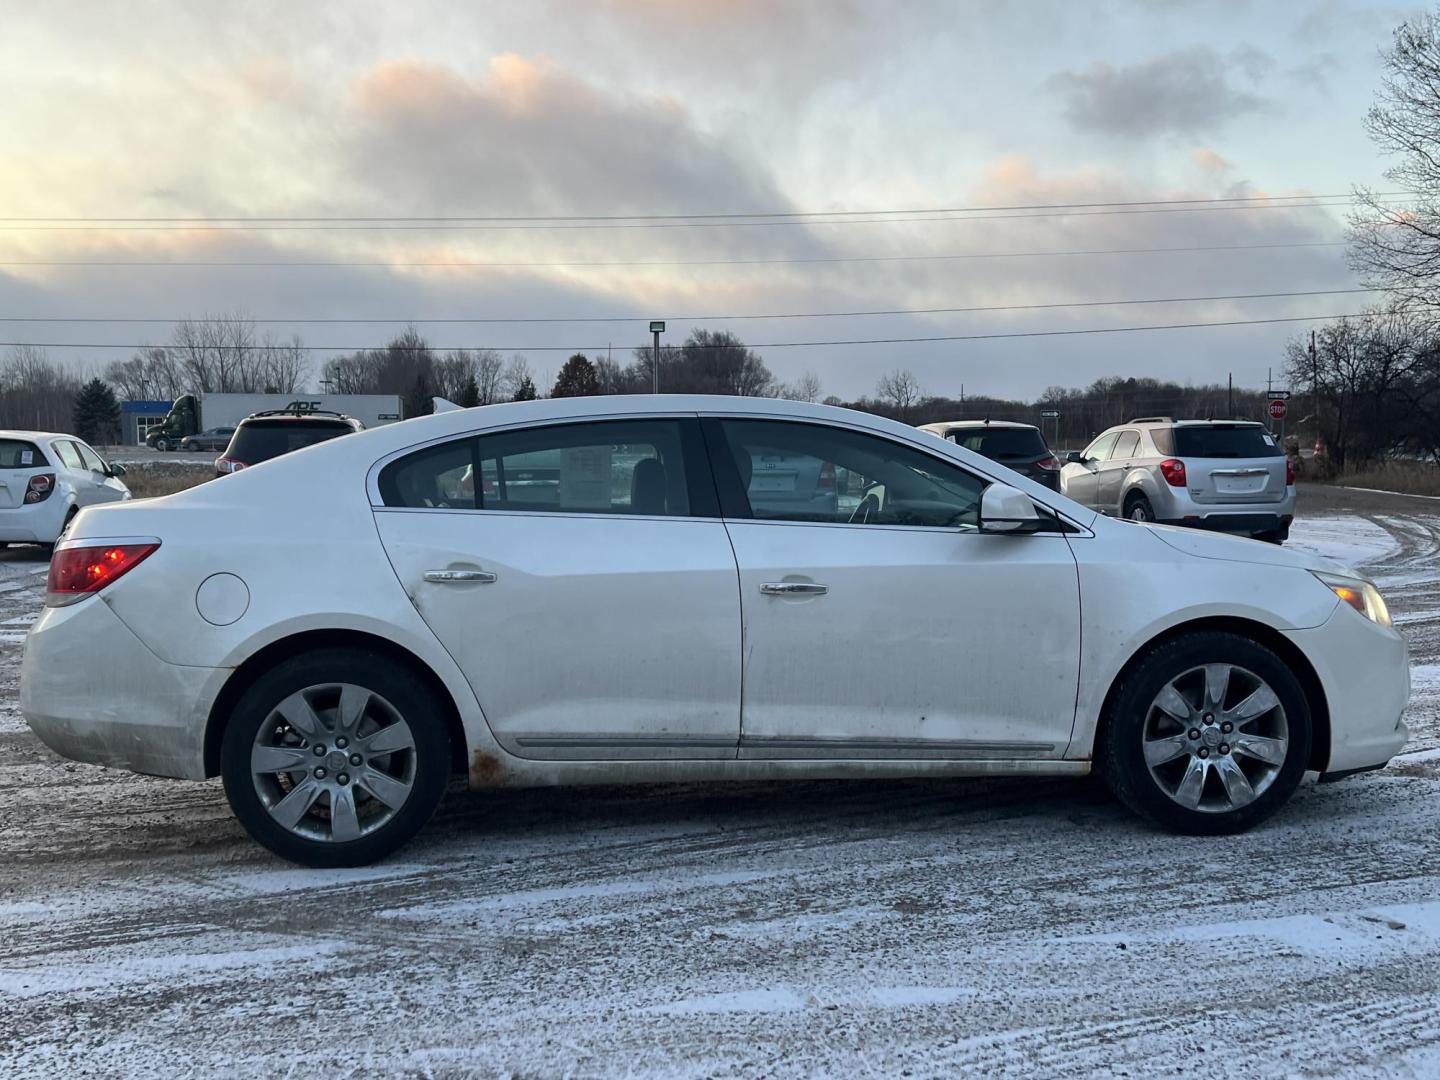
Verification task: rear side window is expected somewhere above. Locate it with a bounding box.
[1111,431,1141,459]
[950,427,1047,458]
[378,419,695,517]
[1173,425,1281,458]
[53,442,83,469]
[229,419,353,464]
[0,439,46,469]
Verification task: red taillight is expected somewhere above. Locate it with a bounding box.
[817,461,836,493]
[1035,455,1060,472]
[215,456,246,474]
[1285,459,1295,486]
[1159,459,1187,487]
[46,542,159,606]
[24,473,55,503]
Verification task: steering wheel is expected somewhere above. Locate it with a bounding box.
[848,492,880,525]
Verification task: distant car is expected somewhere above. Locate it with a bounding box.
[919,420,1061,491]
[20,397,1409,867]
[0,431,130,547]
[180,427,235,452]
[1060,418,1295,542]
[216,409,363,475]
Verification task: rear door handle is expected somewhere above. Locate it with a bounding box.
[424,569,497,584]
[760,582,827,596]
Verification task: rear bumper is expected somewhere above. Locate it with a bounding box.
[1152,486,1297,537]
[1156,512,1293,537]
[0,498,68,544]
[1282,606,1410,775]
[20,597,223,780]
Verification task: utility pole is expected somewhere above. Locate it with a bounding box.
[1310,329,1319,446]
[1227,372,1233,417]
[648,321,665,394]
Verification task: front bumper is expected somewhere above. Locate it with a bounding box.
[20,597,223,780]
[1283,603,1410,775]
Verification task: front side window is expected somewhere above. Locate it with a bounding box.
[75,443,106,473]
[717,419,985,529]
[1083,432,1119,462]
[378,419,694,517]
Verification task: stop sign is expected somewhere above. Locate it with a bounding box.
[1269,399,1287,420]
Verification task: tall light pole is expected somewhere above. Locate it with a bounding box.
[649,320,665,394]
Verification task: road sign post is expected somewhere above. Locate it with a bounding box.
[648,321,665,394]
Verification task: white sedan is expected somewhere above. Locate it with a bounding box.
[20,397,1409,866]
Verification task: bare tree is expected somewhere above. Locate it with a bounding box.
[105,347,186,401]
[502,355,535,399]
[876,369,923,419]
[1351,11,1440,312]
[0,345,81,431]
[784,371,823,403]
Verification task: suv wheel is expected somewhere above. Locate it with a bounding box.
[1098,632,1311,835]
[221,649,451,866]
[1124,493,1154,523]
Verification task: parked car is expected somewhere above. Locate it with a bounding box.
[21,397,1407,866]
[179,426,235,452]
[918,420,1062,491]
[1060,418,1295,542]
[215,408,363,475]
[0,431,130,548]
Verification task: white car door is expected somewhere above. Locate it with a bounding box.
[371,417,743,760]
[71,441,129,504]
[705,417,1081,760]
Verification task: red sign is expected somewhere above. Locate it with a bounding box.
[1269,399,1287,420]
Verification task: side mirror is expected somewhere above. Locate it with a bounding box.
[1065,451,1083,464]
[109,463,128,477]
[979,482,1041,533]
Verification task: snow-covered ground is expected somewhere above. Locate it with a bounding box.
[1,486,1438,1077]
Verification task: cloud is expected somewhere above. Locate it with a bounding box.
[344,55,795,220]
[1049,47,1270,137]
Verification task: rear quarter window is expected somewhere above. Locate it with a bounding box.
[0,439,47,468]
[1173,426,1281,458]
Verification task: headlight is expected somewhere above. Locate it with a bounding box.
[1312,571,1392,627]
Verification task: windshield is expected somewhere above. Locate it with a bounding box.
[227,420,352,464]
[950,428,1048,458]
[1173,425,1282,459]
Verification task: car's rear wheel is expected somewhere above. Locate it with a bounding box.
[221,650,451,866]
[1124,493,1154,523]
[180,440,195,451]
[1098,632,1311,835]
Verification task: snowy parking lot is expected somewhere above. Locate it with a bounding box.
[1,484,1438,1077]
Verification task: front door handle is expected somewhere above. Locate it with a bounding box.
[424,569,497,584]
[760,582,827,596]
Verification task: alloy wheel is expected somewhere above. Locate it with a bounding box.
[249,682,417,843]
[1141,663,1289,813]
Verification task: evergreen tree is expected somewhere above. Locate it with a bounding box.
[551,353,600,398]
[72,378,121,445]
[511,375,538,401]
[457,373,481,408]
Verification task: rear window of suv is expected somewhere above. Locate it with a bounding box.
[1166,425,1281,459]
[228,419,354,464]
[949,427,1047,458]
[0,439,47,469]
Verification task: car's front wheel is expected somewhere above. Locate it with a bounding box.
[154,437,170,452]
[1098,632,1311,835]
[221,649,451,866]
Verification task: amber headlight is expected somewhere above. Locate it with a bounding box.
[1313,571,1392,627]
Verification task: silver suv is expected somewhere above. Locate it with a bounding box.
[1059,418,1296,543]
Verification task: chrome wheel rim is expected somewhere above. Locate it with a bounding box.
[250,683,417,843]
[1128,502,1150,521]
[1142,663,1289,813]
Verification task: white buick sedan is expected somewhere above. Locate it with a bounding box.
[21,397,1409,866]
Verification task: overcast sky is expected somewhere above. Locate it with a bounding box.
[0,0,1424,400]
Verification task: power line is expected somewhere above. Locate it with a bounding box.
[0,199,1384,232]
[0,239,1351,270]
[0,311,1378,354]
[0,287,1377,326]
[0,191,1408,223]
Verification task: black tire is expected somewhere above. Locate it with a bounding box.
[154,437,169,452]
[1097,631,1311,835]
[180,440,195,451]
[221,649,452,867]
[1256,529,1288,545]
[1123,492,1154,523]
